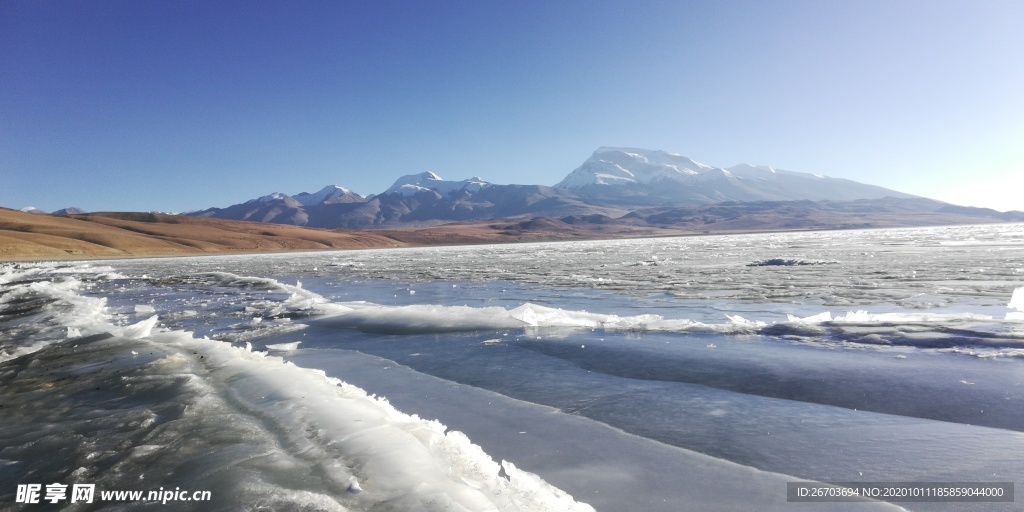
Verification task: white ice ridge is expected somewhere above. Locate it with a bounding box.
[181,337,595,511]
[196,270,1024,341]
[786,311,999,324]
[1008,286,1024,320]
[190,270,765,333]
[0,263,150,363]
[315,302,769,334]
[178,271,332,317]
[315,299,1024,337]
[195,270,766,334]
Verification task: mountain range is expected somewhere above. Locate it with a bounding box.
[19,206,87,215]
[4,148,1023,261]
[193,147,984,229]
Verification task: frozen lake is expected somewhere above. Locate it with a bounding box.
[3,223,1023,511]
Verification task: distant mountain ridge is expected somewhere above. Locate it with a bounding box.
[188,147,1003,229]
[555,147,914,207]
[190,171,621,228]
[18,206,88,215]
[382,172,490,197]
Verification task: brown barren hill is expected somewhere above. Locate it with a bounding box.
[0,208,405,261]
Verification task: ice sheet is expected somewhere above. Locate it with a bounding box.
[287,348,908,512]
[0,263,594,511]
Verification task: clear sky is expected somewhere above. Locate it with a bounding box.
[2,0,1022,213]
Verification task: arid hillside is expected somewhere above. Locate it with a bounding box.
[0,209,406,261]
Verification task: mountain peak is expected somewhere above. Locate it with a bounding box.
[53,207,87,215]
[318,184,351,193]
[556,147,712,189]
[555,147,913,205]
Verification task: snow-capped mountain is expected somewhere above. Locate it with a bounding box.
[383,172,490,197]
[240,186,365,208]
[555,147,711,188]
[19,206,47,214]
[556,147,914,206]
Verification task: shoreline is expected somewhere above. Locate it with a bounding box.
[4,207,1020,264]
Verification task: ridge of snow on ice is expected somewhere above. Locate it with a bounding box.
[0,263,153,363]
[1009,287,1024,311]
[1008,286,1024,320]
[305,299,1024,353]
[165,269,1024,356]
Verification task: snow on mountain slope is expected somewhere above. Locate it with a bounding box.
[555,147,914,205]
[238,186,363,209]
[556,147,711,189]
[383,172,491,197]
[249,192,294,205]
[725,163,780,179]
[293,185,364,206]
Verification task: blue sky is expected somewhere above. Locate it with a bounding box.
[2,0,1022,213]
